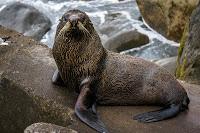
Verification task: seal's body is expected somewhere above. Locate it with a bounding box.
[52,9,189,133]
[97,53,187,106]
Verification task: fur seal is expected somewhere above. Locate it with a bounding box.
[52,9,190,133]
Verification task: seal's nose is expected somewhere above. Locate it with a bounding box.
[69,14,79,27]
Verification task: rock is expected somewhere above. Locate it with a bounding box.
[136,0,199,42]
[123,39,178,61]
[0,26,73,133]
[155,56,177,75]
[97,0,141,45]
[0,25,31,76]
[1,25,200,133]
[176,2,200,85]
[24,123,77,133]
[0,2,52,41]
[103,30,149,52]
[98,8,147,52]
[98,13,132,39]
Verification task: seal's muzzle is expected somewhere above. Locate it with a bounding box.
[69,14,79,27]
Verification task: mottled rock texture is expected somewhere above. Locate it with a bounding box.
[0,25,73,133]
[136,0,199,42]
[176,2,200,85]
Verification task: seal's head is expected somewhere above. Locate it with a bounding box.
[53,9,105,70]
[55,9,94,40]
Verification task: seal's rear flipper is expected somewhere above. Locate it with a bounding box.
[75,105,108,133]
[75,83,109,133]
[133,104,182,123]
[134,95,190,123]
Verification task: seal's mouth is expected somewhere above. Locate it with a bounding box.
[64,21,91,36]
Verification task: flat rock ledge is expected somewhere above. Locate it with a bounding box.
[0,25,200,133]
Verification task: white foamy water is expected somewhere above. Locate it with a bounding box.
[0,0,179,60]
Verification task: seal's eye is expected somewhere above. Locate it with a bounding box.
[63,16,68,22]
[79,14,86,21]
[60,13,71,22]
[79,16,85,22]
[59,17,67,22]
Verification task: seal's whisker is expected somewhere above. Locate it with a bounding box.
[82,29,89,39]
[78,21,94,40]
[57,21,72,40]
[65,21,72,32]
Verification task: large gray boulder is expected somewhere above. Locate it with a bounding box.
[0,25,200,133]
[0,25,73,133]
[0,2,52,41]
[103,30,149,52]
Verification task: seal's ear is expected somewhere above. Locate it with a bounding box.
[75,78,109,133]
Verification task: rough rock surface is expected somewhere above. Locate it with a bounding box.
[0,25,74,133]
[103,30,149,52]
[176,2,200,85]
[155,56,177,75]
[0,26,200,133]
[136,0,199,42]
[24,123,77,133]
[0,2,52,41]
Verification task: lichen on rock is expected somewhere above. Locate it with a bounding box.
[176,2,200,84]
[176,22,189,79]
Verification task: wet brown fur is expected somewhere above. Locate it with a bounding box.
[52,9,188,107]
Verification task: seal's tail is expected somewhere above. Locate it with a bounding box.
[133,96,190,123]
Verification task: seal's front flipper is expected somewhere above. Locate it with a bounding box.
[75,79,108,133]
[52,69,65,86]
[133,104,181,123]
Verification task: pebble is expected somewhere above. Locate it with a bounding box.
[0,37,10,45]
[0,38,9,45]
[0,42,9,45]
